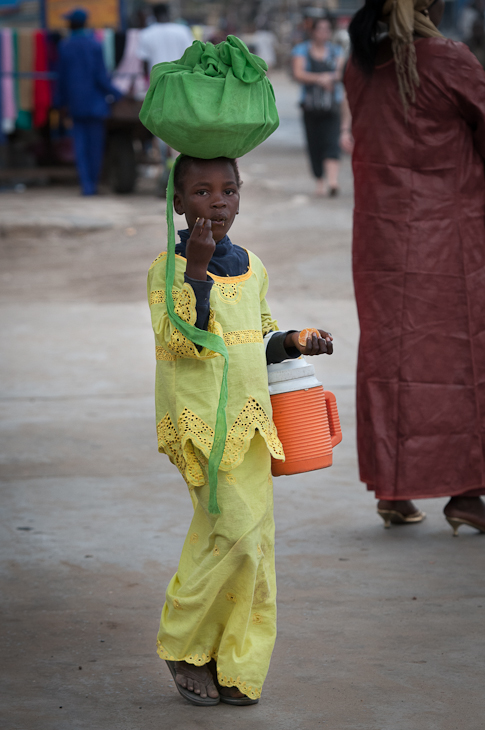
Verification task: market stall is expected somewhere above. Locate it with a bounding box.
[0,0,150,192]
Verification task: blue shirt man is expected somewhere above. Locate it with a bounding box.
[57,8,122,195]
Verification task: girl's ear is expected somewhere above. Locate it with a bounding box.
[173,192,184,216]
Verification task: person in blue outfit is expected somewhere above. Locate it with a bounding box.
[292,15,345,197]
[57,8,122,195]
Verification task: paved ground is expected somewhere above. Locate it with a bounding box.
[1,74,484,730]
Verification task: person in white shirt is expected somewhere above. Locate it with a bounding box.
[137,3,193,73]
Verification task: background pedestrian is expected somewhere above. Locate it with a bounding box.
[136,3,193,75]
[57,8,122,196]
[136,3,194,195]
[292,15,345,197]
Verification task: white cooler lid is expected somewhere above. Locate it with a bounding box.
[267,357,322,394]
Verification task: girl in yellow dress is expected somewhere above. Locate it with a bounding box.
[148,154,333,705]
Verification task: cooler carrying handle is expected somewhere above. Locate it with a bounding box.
[324,390,342,448]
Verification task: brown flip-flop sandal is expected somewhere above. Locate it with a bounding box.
[218,690,259,706]
[165,660,220,706]
[208,662,259,706]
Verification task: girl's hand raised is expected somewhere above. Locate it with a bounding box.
[185,218,216,280]
[285,329,334,356]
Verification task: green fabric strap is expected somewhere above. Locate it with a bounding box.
[165,156,228,514]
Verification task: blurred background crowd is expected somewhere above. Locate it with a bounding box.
[0,0,484,195]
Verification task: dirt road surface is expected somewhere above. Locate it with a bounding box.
[1,74,484,730]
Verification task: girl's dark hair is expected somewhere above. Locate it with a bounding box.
[174,155,242,192]
[348,0,386,74]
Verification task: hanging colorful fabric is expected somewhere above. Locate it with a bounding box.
[1,28,16,134]
[33,30,50,128]
[17,29,34,129]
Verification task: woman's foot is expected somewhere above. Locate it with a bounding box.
[378,499,420,516]
[444,496,485,534]
[377,499,426,528]
[174,661,219,700]
[324,159,340,191]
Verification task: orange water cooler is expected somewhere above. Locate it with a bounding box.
[268,358,342,476]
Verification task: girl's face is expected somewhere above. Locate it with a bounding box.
[312,19,332,44]
[173,159,240,243]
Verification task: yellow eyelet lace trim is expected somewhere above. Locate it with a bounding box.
[156,398,284,485]
[223,397,284,468]
[168,330,204,359]
[223,329,263,346]
[217,672,262,700]
[167,289,223,360]
[152,284,257,309]
[157,414,205,486]
[157,329,262,359]
[212,280,244,304]
[175,285,195,323]
[150,288,181,306]
[156,346,177,361]
[157,641,217,666]
[156,642,261,700]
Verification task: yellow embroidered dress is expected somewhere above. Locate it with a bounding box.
[147,249,285,699]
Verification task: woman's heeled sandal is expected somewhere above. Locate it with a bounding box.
[377,508,426,529]
[445,516,485,537]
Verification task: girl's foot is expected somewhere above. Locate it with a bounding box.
[444,496,485,532]
[218,686,247,700]
[377,499,419,516]
[174,661,219,700]
[208,661,258,705]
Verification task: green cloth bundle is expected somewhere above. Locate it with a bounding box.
[139,35,279,158]
[140,36,279,514]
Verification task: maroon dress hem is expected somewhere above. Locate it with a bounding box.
[366,483,485,499]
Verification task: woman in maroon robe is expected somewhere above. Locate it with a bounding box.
[344,0,485,534]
